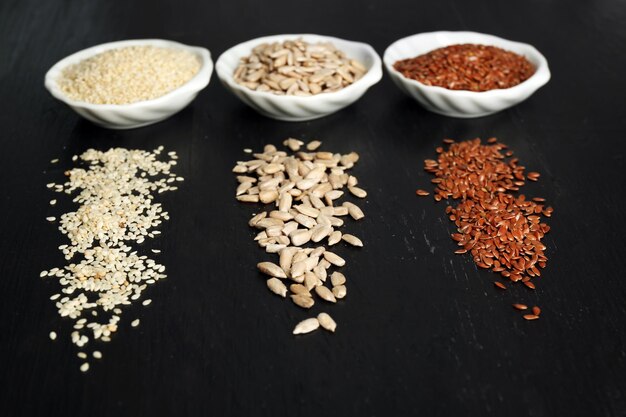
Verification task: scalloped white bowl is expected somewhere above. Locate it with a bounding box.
[215,34,383,121]
[44,39,213,129]
[384,31,551,118]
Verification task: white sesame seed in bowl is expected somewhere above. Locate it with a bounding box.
[44,39,213,129]
[215,34,383,121]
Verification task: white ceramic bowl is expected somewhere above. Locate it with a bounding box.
[384,31,551,118]
[44,39,213,129]
[215,34,383,121]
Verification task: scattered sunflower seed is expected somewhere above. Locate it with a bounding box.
[341,234,363,247]
[267,278,287,297]
[233,139,366,334]
[293,318,320,335]
[317,312,337,332]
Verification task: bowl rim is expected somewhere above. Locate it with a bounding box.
[44,38,213,109]
[383,30,551,98]
[215,33,383,102]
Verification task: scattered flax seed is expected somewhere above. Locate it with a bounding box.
[416,189,430,196]
[512,303,528,311]
[234,139,366,334]
[49,331,57,340]
[418,137,552,319]
[527,172,541,181]
[523,314,539,321]
[524,281,536,290]
[43,147,181,366]
[494,281,507,290]
[532,306,541,316]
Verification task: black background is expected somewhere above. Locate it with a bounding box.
[1,0,625,416]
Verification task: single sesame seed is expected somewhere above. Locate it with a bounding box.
[50,199,57,205]
[93,351,102,359]
[80,362,89,372]
[46,216,56,222]
[50,159,59,164]
[142,299,152,306]
[77,352,87,359]
[131,319,140,327]
[49,331,57,340]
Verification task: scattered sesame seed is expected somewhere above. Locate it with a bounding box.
[151,249,161,253]
[49,331,57,340]
[42,148,181,355]
[142,299,152,306]
[243,148,253,153]
[46,216,56,222]
[131,319,140,327]
[50,159,59,164]
[46,182,55,188]
[93,351,102,359]
[50,199,57,205]
[80,362,89,372]
[77,352,87,359]
[40,271,48,278]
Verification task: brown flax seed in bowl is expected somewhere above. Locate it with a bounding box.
[393,44,535,92]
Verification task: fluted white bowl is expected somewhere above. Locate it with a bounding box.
[384,31,550,118]
[44,39,213,129]
[215,34,383,121]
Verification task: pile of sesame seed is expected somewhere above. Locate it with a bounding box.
[58,46,201,105]
[43,147,182,371]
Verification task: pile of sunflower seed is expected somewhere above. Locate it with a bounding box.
[233,38,368,96]
[233,138,366,335]
[42,147,181,371]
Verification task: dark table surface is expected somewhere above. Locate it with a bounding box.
[1,0,625,416]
